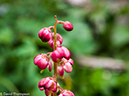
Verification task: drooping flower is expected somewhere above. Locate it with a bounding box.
[34,53,52,71]
[57,58,74,76]
[38,77,56,92]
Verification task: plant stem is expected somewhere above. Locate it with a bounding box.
[53,15,58,96]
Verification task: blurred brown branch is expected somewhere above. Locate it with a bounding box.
[74,55,126,71]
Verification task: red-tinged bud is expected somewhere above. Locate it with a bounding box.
[63,62,72,73]
[38,28,51,42]
[59,90,74,96]
[34,54,52,71]
[63,21,73,31]
[48,33,63,49]
[57,66,64,77]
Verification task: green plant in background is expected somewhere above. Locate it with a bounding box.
[34,15,74,96]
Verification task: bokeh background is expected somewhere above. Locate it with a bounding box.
[0,0,129,96]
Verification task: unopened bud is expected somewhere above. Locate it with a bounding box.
[63,21,73,31]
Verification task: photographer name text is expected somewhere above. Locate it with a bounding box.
[0,92,30,96]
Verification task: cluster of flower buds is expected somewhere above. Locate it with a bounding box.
[38,76,74,96]
[34,15,74,96]
[38,77,57,92]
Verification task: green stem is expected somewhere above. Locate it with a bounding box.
[53,15,58,96]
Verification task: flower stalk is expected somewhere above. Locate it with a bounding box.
[53,15,58,96]
[34,15,74,96]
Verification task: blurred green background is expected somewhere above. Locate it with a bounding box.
[0,0,129,96]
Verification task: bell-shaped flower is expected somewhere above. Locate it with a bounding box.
[57,58,74,76]
[38,77,57,92]
[34,53,52,71]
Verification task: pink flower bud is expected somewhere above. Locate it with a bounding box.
[63,62,72,73]
[51,46,71,63]
[34,53,52,71]
[38,77,50,91]
[34,54,48,69]
[59,90,74,96]
[57,66,64,77]
[38,28,51,42]
[48,33,63,49]
[63,21,73,31]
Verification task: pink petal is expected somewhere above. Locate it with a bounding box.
[34,54,42,65]
[51,50,60,62]
[39,87,44,91]
[58,94,63,96]
[61,46,71,59]
[62,90,74,96]
[68,58,74,65]
[48,61,52,72]
[57,33,63,44]
[38,58,48,69]
[56,40,61,47]
[56,47,64,58]
[38,77,50,91]
[45,80,53,89]
[48,39,54,48]
[63,62,72,73]
[57,66,64,77]
[48,82,56,92]
[45,89,53,96]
